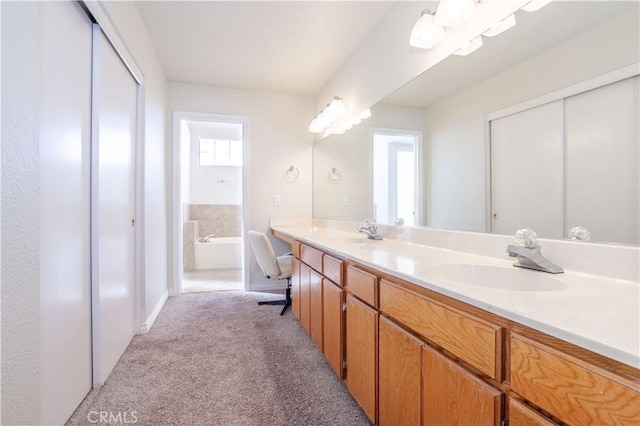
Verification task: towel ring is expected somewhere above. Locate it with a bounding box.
[285,165,299,183]
[328,167,341,183]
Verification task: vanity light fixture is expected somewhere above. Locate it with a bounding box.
[358,109,372,120]
[308,96,347,133]
[409,9,446,49]
[521,0,553,12]
[453,35,483,56]
[435,0,477,29]
[482,14,516,37]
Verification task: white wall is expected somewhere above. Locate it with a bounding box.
[314,103,427,222]
[315,1,528,127]
[100,1,169,326]
[167,83,313,289]
[424,11,640,232]
[1,3,41,423]
[1,1,168,423]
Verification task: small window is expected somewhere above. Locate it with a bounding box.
[199,138,242,166]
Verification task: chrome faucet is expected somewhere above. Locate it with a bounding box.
[506,229,563,274]
[198,234,216,243]
[358,219,383,240]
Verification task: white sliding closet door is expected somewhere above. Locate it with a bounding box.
[40,2,92,423]
[93,28,138,385]
[490,101,564,239]
[565,76,639,245]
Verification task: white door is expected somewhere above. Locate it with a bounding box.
[93,27,138,385]
[373,131,419,226]
[40,2,92,423]
[565,76,639,245]
[490,101,564,239]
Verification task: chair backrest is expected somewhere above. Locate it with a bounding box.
[248,230,282,278]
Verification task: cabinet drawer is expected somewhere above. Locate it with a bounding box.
[323,254,344,287]
[291,241,301,258]
[510,333,640,425]
[346,265,378,307]
[300,244,323,272]
[379,279,501,379]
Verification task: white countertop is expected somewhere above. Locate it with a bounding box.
[272,224,640,369]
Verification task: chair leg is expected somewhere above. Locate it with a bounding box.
[257,278,291,315]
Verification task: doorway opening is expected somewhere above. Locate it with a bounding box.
[178,116,246,294]
[372,129,422,226]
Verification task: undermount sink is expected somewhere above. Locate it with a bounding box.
[424,264,568,292]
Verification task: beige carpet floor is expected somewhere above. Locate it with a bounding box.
[66,291,370,426]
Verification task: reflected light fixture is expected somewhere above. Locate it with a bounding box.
[453,36,483,56]
[435,0,477,28]
[483,14,516,37]
[309,96,346,133]
[522,0,553,12]
[410,9,445,49]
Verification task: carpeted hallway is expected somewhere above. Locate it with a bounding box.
[67,291,370,425]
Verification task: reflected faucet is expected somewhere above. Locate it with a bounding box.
[506,229,563,274]
[358,219,383,240]
[198,234,216,243]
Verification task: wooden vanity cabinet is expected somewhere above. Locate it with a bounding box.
[344,263,380,423]
[291,257,301,320]
[282,237,639,426]
[510,332,640,425]
[345,293,378,423]
[322,278,345,379]
[508,398,559,426]
[378,316,421,426]
[423,344,503,426]
[293,243,347,378]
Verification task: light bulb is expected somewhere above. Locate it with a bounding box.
[435,0,476,28]
[409,11,445,49]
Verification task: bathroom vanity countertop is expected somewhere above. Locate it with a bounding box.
[272,225,640,369]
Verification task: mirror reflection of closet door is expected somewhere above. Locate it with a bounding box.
[565,76,639,245]
[490,101,564,238]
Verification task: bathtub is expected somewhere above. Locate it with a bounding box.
[194,237,242,270]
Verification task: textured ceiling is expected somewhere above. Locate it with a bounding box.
[136,1,395,95]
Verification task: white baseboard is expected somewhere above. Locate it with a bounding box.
[138,290,169,334]
[250,281,287,292]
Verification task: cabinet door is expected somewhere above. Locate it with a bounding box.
[346,294,378,423]
[291,258,301,320]
[509,398,558,426]
[299,263,311,334]
[323,279,345,379]
[309,268,323,350]
[422,345,503,426]
[379,316,422,426]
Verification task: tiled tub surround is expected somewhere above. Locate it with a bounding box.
[187,204,241,238]
[270,218,640,368]
[182,204,241,271]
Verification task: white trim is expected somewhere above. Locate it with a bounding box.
[486,63,640,121]
[81,1,144,84]
[250,282,288,292]
[138,290,168,334]
[171,111,249,296]
[134,71,146,335]
[89,23,102,388]
[370,127,424,226]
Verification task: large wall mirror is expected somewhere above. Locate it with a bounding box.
[313,1,639,246]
